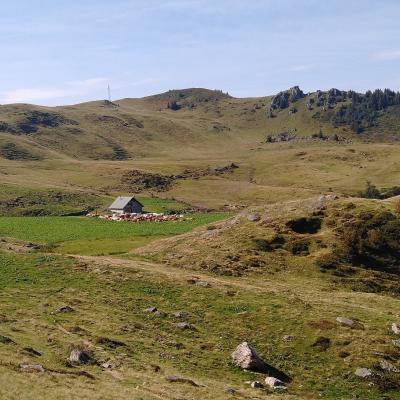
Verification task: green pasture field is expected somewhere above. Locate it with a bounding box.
[0,213,229,255]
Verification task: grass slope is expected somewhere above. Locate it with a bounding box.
[0,87,399,211]
[0,238,398,399]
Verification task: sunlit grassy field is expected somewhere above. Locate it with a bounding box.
[0,246,398,399]
[0,213,229,255]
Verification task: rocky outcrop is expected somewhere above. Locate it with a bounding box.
[270,86,305,111]
[266,131,296,143]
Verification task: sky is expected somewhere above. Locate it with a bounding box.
[1,0,400,105]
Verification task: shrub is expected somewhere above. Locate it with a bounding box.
[253,235,285,251]
[285,239,310,255]
[359,181,381,199]
[315,252,340,270]
[341,211,400,273]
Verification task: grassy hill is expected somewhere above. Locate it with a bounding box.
[0,87,400,212]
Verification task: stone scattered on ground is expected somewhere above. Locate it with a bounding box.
[144,306,158,313]
[69,347,92,364]
[282,335,296,342]
[392,339,400,347]
[176,322,195,330]
[174,310,188,319]
[101,361,114,369]
[264,377,287,390]
[19,363,45,373]
[56,305,74,313]
[195,280,211,288]
[246,213,261,222]
[392,323,400,335]
[166,375,199,387]
[336,317,357,327]
[379,360,399,373]
[225,388,237,395]
[231,342,267,372]
[315,194,338,210]
[355,367,374,378]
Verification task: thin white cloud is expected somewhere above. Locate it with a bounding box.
[287,64,316,72]
[374,50,400,61]
[2,88,71,104]
[0,78,108,104]
[0,77,158,105]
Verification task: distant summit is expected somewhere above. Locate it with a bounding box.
[144,88,232,110]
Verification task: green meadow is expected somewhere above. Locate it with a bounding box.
[0,213,229,255]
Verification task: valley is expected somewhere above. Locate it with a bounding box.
[0,87,400,399]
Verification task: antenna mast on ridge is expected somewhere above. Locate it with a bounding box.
[107,84,111,103]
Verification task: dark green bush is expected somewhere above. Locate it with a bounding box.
[341,211,400,273]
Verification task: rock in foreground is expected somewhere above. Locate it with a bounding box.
[19,363,45,373]
[355,367,373,378]
[231,342,267,372]
[69,347,92,364]
[392,323,400,335]
[265,376,287,389]
[336,317,357,327]
[231,342,290,382]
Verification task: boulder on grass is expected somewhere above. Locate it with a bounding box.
[265,376,287,390]
[19,363,45,373]
[176,322,195,330]
[392,339,400,347]
[379,360,399,373]
[336,317,355,327]
[355,367,374,379]
[392,323,400,335]
[231,342,291,382]
[69,347,92,364]
[231,342,266,372]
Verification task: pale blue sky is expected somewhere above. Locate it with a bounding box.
[1,0,400,105]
